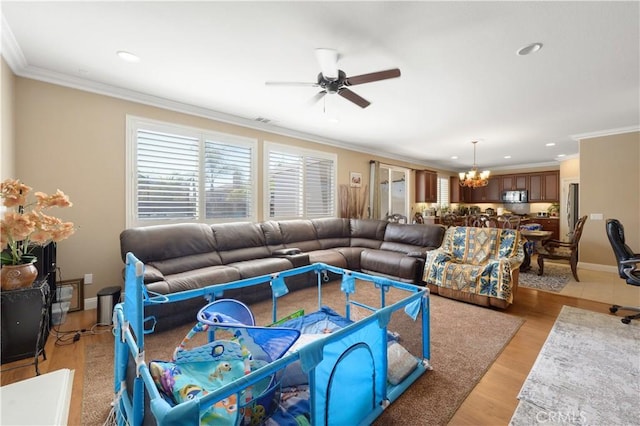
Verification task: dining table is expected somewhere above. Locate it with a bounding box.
[519,229,553,272]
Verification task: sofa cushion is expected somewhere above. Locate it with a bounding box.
[381,223,446,253]
[277,220,322,252]
[227,257,293,279]
[158,266,242,294]
[307,249,348,268]
[349,219,387,249]
[260,220,285,250]
[149,252,224,276]
[360,249,420,282]
[211,222,271,263]
[336,247,366,270]
[120,223,217,263]
[311,218,351,249]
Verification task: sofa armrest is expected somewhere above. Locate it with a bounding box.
[143,264,165,283]
[272,248,302,256]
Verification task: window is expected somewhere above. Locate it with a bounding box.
[126,116,257,227]
[265,142,336,219]
[437,176,450,209]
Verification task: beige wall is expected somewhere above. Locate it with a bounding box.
[12,77,430,299]
[579,132,640,267]
[1,58,16,180]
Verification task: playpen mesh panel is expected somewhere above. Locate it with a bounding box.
[312,318,386,425]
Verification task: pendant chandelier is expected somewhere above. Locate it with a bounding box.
[459,141,491,188]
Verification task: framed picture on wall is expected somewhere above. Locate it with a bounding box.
[57,278,84,312]
[350,172,362,187]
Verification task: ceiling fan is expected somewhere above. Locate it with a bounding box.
[265,48,401,109]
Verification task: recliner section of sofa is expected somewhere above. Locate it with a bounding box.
[120,218,446,329]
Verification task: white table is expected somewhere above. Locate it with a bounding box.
[0,368,74,425]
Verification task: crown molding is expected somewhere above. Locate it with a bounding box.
[571,125,640,141]
[1,14,27,70]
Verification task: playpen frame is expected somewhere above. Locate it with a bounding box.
[114,252,430,425]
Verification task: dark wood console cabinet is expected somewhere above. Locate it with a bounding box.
[1,279,51,374]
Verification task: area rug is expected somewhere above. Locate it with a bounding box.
[83,282,524,426]
[510,305,640,426]
[519,263,570,292]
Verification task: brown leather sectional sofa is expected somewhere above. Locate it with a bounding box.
[120,218,446,330]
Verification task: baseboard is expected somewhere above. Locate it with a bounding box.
[578,262,618,273]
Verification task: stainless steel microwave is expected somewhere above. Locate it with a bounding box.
[502,190,528,203]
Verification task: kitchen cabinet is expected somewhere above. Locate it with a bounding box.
[415,170,437,203]
[528,171,559,202]
[466,177,501,203]
[450,176,464,203]
[501,174,528,191]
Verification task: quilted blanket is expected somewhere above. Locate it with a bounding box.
[423,226,525,304]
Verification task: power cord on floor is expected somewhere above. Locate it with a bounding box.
[50,321,113,346]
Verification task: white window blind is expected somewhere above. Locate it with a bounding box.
[204,140,253,219]
[127,117,256,227]
[305,156,335,218]
[437,176,450,209]
[266,144,336,219]
[137,129,199,220]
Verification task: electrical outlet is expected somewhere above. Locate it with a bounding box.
[84,273,93,284]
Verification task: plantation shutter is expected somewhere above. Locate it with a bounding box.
[204,140,253,219]
[136,129,199,220]
[305,156,335,218]
[268,150,304,218]
[437,176,450,209]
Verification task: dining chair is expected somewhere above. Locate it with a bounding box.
[498,215,521,229]
[536,215,587,281]
[441,213,459,228]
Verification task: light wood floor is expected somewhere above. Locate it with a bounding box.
[0,276,631,425]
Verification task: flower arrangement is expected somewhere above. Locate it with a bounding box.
[0,179,75,266]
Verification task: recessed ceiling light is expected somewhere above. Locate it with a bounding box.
[451,156,458,160]
[117,50,140,63]
[517,42,543,56]
[557,154,566,157]
[504,155,512,159]
[545,142,556,147]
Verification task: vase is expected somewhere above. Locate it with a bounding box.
[1,263,38,291]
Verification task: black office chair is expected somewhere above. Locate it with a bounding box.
[606,219,640,324]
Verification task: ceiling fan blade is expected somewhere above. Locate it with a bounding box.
[315,48,339,80]
[338,88,371,108]
[308,90,327,106]
[344,68,401,86]
[265,81,318,87]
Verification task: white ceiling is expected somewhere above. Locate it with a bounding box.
[2,1,639,172]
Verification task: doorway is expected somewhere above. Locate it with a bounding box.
[379,164,409,220]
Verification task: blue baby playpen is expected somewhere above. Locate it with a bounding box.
[113,252,430,425]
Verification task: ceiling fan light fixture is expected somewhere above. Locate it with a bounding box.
[315,48,339,80]
[516,42,543,56]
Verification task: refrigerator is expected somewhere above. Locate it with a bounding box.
[567,183,579,231]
